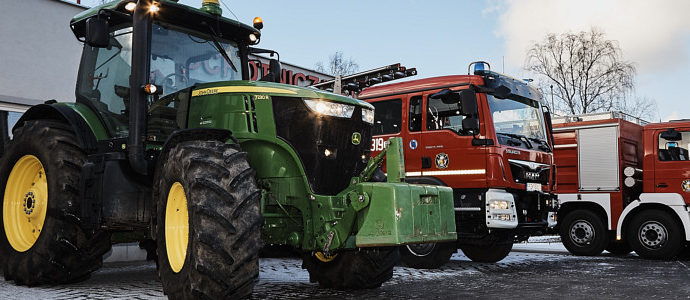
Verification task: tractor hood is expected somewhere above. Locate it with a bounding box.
[191,81,374,109]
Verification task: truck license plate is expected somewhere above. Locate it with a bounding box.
[527,183,542,191]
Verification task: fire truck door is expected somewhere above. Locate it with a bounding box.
[654,128,690,198]
[405,95,423,174]
[420,92,486,187]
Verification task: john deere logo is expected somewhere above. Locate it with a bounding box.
[435,153,449,169]
[682,179,690,192]
[352,132,361,145]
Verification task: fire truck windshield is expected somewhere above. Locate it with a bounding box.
[488,95,548,149]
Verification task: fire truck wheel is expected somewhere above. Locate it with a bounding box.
[605,240,631,256]
[627,209,683,260]
[559,209,608,256]
[0,120,112,285]
[155,140,263,299]
[399,242,456,269]
[301,247,399,289]
[460,242,513,263]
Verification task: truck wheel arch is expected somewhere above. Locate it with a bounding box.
[616,194,690,242]
[558,202,609,231]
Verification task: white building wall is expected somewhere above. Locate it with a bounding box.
[0,0,86,105]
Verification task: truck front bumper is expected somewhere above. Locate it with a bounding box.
[353,182,457,247]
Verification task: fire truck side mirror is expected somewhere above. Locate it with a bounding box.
[85,17,110,48]
[660,128,682,141]
[460,90,478,116]
[462,117,480,133]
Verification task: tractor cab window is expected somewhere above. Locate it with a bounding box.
[76,27,133,138]
[658,131,690,161]
[409,96,422,132]
[150,23,242,97]
[426,94,471,135]
[371,99,402,135]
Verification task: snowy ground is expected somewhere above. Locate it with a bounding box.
[2,237,690,299]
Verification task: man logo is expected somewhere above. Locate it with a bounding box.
[351,132,361,145]
[435,153,449,169]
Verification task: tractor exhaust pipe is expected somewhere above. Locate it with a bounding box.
[128,0,153,175]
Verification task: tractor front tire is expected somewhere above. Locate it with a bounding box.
[0,120,111,285]
[400,242,456,269]
[155,140,262,299]
[559,209,608,256]
[302,247,400,289]
[627,209,683,260]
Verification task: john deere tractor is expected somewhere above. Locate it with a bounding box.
[0,0,456,298]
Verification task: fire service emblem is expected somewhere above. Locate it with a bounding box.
[682,179,690,192]
[435,153,449,169]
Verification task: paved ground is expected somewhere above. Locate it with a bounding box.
[2,241,690,299]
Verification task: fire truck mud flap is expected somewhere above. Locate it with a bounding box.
[353,182,457,247]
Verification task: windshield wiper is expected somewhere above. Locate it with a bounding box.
[497,132,533,149]
[205,25,238,73]
[527,137,552,152]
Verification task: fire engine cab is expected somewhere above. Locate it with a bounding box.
[553,112,690,259]
[359,62,558,267]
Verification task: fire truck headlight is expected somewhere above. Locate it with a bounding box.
[304,99,355,118]
[362,108,374,124]
[489,200,510,210]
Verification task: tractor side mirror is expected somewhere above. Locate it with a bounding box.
[260,58,282,83]
[460,89,478,116]
[660,128,682,141]
[85,17,110,48]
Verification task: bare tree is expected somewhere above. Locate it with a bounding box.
[525,29,655,119]
[315,51,359,76]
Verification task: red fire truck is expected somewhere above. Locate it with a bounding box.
[359,62,558,267]
[553,112,690,259]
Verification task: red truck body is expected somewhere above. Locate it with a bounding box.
[359,67,558,265]
[553,112,690,259]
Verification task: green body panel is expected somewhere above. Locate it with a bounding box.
[354,183,456,246]
[185,82,456,251]
[54,103,109,140]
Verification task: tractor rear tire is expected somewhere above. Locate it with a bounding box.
[627,209,683,260]
[460,242,513,263]
[0,120,111,285]
[399,242,456,269]
[155,140,262,299]
[302,247,400,289]
[559,209,608,256]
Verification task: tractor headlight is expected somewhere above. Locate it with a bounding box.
[489,200,510,210]
[304,99,354,118]
[362,108,374,124]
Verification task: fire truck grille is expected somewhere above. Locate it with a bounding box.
[508,162,550,185]
[272,97,372,195]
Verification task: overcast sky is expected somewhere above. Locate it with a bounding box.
[78,0,690,121]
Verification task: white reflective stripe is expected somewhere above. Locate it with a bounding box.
[405,169,486,176]
[554,143,577,149]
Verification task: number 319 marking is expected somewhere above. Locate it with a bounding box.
[371,138,386,151]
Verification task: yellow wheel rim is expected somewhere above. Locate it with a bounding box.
[315,252,338,263]
[3,155,48,252]
[165,182,189,273]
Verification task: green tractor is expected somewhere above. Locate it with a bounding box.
[0,0,456,298]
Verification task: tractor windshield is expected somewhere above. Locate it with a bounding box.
[150,23,243,96]
[488,95,548,150]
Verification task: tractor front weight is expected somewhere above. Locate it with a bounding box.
[308,137,457,254]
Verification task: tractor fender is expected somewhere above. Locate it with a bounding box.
[155,128,236,171]
[14,104,98,153]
